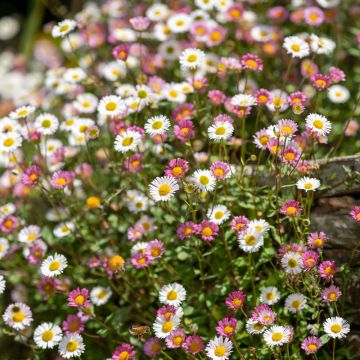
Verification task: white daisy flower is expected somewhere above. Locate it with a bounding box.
[285,293,307,313]
[231,94,256,107]
[113,28,136,42]
[207,205,230,225]
[73,93,98,113]
[323,317,350,339]
[0,237,9,259]
[146,3,169,22]
[267,89,289,112]
[34,322,63,349]
[167,13,193,33]
[205,336,233,360]
[58,333,85,359]
[131,242,148,255]
[281,251,304,275]
[0,275,6,294]
[102,61,127,82]
[135,85,154,105]
[149,176,179,202]
[263,325,291,347]
[327,85,350,103]
[296,177,321,192]
[208,121,234,142]
[192,169,216,192]
[71,118,95,136]
[53,222,75,238]
[0,117,21,133]
[305,113,331,136]
[34,113,59,135]
[250,25,274,42]
[153,314,181,338]
[179,48,206,69]
[164,84,187,103]
[310,34,336,55]
[52,19,77,38]
[97,95,126,117]
[246,318,266,334]
[283,36,310,58]
[238,229,264,253]
[40,253,68,277]
[64,67,86,83]
[2,302,33,330]
[145,115,171,136]
[248,219,270,236]
[0,203,16,217]
[260,287,280,305]
[159,283,186,308]
[114,130,142,153]
[0,132,22,153]
[9,105,36,119]
[18,225,41,244]
[90,287,112,306]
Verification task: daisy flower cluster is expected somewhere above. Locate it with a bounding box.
[0,0,358,359]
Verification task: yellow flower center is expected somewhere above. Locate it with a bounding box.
[214,168,224,177]
[3,138,14,147]
[86,196,101,208]
[122,137,134,147]
[159,184,171,196]
[109,255,125,270]
[288,259,298,268]
[172,335,183,346]
[56,178,67,186]
[245,59,257,69]
[60,24,69,32]
[215,126,226,135]
[304,183,313,189]
[105,102,117,111]
[232,298,242,307]
[74,295,85,305]
[119,351,129,360]
[199,176,209,185]
[286,207,297,216]
[281,126,293,136]
[271,332,283,341]
[162,321,174,333]
[12,312,25,322]
[42,330,53,342]
[245,235,256,245]
[266,292,275,300]
[172,166,183,176]
[214,211,223,219]
[313,238,323,247]
[223,325,234,335]
[187,54,197,63]
[138,90,147,99]
[328,292,337,301]
[291,44,300,52]
[307,344,317,351]
[291,300,301,309]
[97,289,107,299]
[202,227,213,237]
[214,345,226,356]
[151,247,161,257]
[285,152,295,161]
[167,290,178,300]
[42,120,52,128]
[49,261,60,271]
[330,324,341,333]
[313,120,324,129]
[66,340,78,352]
[152,121,163,130]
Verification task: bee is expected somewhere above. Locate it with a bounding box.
[129,324,151,339]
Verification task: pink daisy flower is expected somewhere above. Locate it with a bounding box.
[157,305,177,321]
[144,337,162,357]
[124,153,143,173]
[62,314,85,334]
[174,120,195,142]
[253,129,270,150]
[329,67,345,83]
[277,119,298,137]
[127,225,145,242]
[208,90,226,105]
[21,165,42,187]
[252,304,276,325]
[303,7,324,26]
[225,290,246,310]
[280,200,302,217]
[350,206,360,222]
[177,222,197,240]
[164,158,189,179]
[51,170,75,189]
[311,73,331,90]
[0,216,19,233]
[301,336,321,354]
[112,343,136,360]
[281,146,300,164]
[307,232,327,249]
[231,216,250,233]
[216,317,237,337]
[301,250,319,269]
[129,16,150,31]
[287,91,307,106]
[318,261,339,280]
[165,328,186,349]
[196,220,219,242]
[321,285,342,302]
[255,89,271,105]
[112,44,130,61]
[241,53,264,72]
[301,59,318,78]
[68,288,90,307]
[131,253,151,269]
[172,103,194,122]
[182,335,204,355]
[146,239,165,260]
[211,161,231,180]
